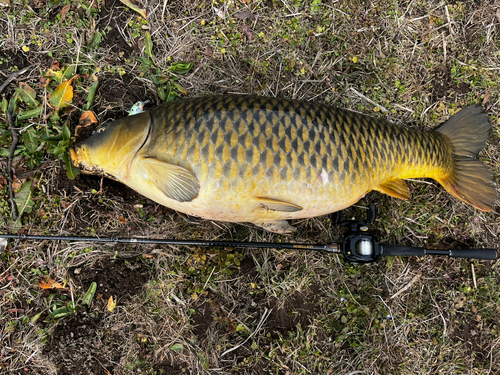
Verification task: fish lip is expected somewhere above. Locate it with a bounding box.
[69,148,79,166]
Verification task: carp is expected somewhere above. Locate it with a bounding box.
[70,95,496,232]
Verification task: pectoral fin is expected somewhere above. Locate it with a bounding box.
[254,220,296,233]
[374,179,410,199]
[141,157,199,202]
[255,197,303,212]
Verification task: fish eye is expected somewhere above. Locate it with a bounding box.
[92,126,107,134]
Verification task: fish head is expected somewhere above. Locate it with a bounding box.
[70,111,151,180]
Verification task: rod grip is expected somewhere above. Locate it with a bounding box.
[381,245,426,256]
[381,245,498,260]
[448,248,498,260]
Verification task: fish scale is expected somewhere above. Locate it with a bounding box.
[72,95,496,233]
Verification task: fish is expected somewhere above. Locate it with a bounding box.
[70,95,496,233]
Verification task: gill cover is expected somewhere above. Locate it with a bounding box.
[71,111,151,180]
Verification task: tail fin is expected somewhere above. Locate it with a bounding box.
[435,105,496,211]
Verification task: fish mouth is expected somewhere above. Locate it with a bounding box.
[69,146,105,175]
[69,148,79,166]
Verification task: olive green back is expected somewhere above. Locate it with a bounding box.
[145,95,451,198]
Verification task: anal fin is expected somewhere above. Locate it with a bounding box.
[374,179,410,200]
[255,197,303,212]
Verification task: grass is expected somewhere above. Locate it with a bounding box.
[1,0,500,374]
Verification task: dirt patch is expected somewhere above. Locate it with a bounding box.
[97,0,136,57]
[264,284,322,339]
[152,361,186,375]
[70,257,152,301]
[191,300,214,340]
[430,65,470,101]
[43,314,114,375]
[43,257,153,374]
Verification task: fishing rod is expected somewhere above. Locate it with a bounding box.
[1,206,497,263]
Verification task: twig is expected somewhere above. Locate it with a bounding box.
[391,273,420,299]
[7,110,19,221]
[0,64,35,95]
[349,88,389,113]
[221,308,271,357]
[472,264,477,289]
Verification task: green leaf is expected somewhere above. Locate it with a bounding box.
[157,86,166,102]
[15,82,39,107]
[168,62,193,75]
[137,57,153,67]
[1,97,7,113]
[88,32,102,50]
[9,180,34,231]
[82,282,97,306]
[144,31,153,59]
[311,0,322,12]
[50,111,60,122]
[44,306,73,321]
[62,123,71,142]
[63,151,80,180]
[173,82,188,96]
[8,93,19,114]
[17,106,43,120]
[62,65,77,82]
[31,310,44,324]
[198,353,209,370]
[22,129,40,153]
[164,86,177,102]
[169,343,184,352]
[83,80,99,111]
[42,133,63,145]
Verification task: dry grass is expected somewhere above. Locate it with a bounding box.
[1,0,500,374]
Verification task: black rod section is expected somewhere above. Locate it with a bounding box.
[0,234,340,253]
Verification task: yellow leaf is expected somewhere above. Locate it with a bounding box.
[50,81,73,110]
[44,68,63,81]
[119,0,147,18]
[107,296,117,312]
[352,56,358,63]
[22,45,29,52]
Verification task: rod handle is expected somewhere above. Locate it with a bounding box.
[381,245,498,260]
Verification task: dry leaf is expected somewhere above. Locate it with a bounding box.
[242,24,253,41]
[482,90,491,107]
[0,175,7,189]
[39,277,65,289]
[118,215,128,224]
[60,4,70,21]
[107,296,117,312]
[233,11,256,21]
[12,178,22,191]
[75,111,98,136]
[497,8,500,23]
[0,0,11,7]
